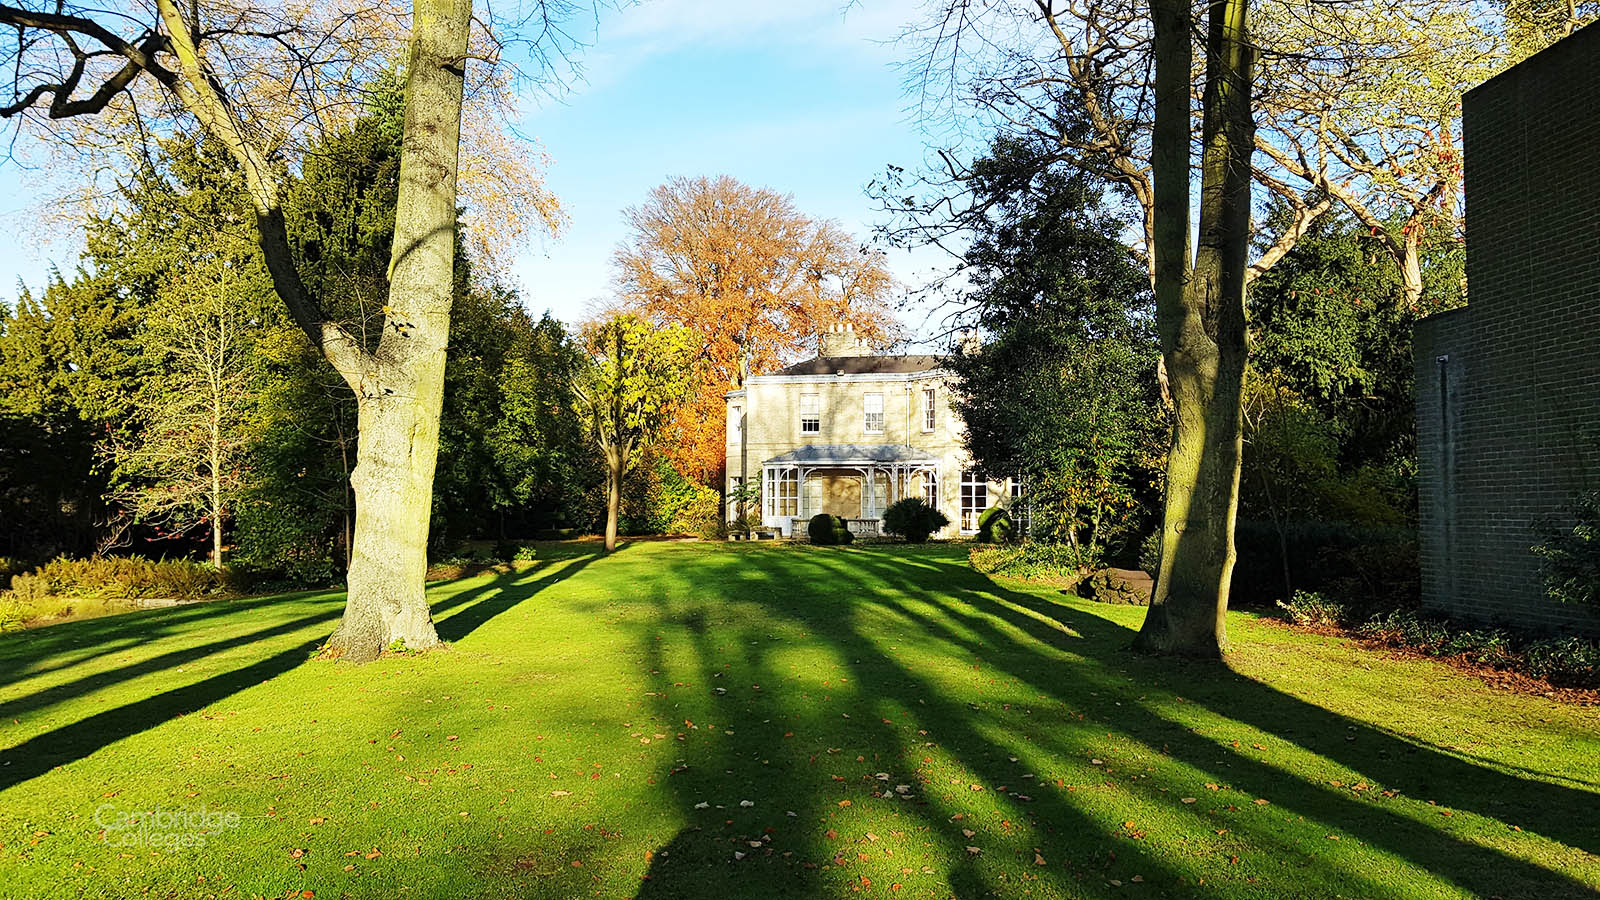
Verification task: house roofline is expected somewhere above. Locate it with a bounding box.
[744,370,951,387]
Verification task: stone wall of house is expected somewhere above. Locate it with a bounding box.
[1414,25,1600,634]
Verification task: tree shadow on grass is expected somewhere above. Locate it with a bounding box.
[622,546,1597,899]
[854,551,1599,894]
[0,635,327,792]
[629,572,1242,899]
[433,549,606,643]
[0,569,541,796]
[0,590,340,683]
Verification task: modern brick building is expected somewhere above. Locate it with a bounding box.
[1415,25,1600,634]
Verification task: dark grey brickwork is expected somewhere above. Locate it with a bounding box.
[1415,25,1600,634]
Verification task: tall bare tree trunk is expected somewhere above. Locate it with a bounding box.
[1135,0,1254,657]
[323,0,470,660]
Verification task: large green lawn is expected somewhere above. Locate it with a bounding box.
[1,542,1596,899]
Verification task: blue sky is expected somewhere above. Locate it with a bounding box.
[0,0,959,343]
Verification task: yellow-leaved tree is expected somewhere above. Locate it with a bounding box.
[611,175,899,484]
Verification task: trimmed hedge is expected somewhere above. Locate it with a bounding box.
[882,498,949,544]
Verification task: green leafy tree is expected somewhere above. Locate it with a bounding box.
[0,0,526,661]
[946,136,1165,573]
[575,314,695,552]
[489,313,605,535]
[1249,210,1463,473]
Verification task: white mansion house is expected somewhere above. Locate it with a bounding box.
[725,325,1014,538]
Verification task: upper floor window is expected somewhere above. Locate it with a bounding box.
[729,406,743,443]
[800,394,821,434]
[923,388,937,432]
[864,393,884,434]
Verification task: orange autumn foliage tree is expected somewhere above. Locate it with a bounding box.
[612,175,898,483]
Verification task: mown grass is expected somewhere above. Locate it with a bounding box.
[0,542,1595,899]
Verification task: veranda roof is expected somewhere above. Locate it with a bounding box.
[763,444,938,466]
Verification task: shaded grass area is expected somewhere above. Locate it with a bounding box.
[0,542,1596,899]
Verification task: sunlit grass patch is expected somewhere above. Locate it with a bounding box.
[0,542,1595,899]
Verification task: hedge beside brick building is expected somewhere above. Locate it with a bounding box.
[1415,25,1600,635]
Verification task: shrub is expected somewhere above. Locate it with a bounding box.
[9,556,231,602]
[808,514,853,546]
[492,542,538,562]
[1523,637,1600,687]
[969,543,1086,582]
[1138,530,1161,574]
[1533,490,1600,607]
[621,454,720,537]
[882,498,949,544]
[977,507,1016,544]
[1275,590,1347,628]
[1352,610,1600,690]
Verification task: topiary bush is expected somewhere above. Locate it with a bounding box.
[808,513,853,545]
[882,498,949,544]
[977,507,1016,544]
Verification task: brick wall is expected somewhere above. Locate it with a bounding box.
[1415,25,1600,634]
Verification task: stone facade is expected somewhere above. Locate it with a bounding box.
[726,326,1010,538]
[1414,25,1600,634]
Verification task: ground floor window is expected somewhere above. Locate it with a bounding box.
[921,471,938,509]
[960,469,986,533]
[862,472,885,520]
[803,477,823,518]
[766,469,798,517]
[1009,476,1031,537]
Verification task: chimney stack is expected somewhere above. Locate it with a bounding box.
[957,328,982,356]
[819,322,868,357]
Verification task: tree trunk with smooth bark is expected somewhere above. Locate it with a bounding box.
[322,0,471,660]
[1135,0,1255,658]
[604,446,623,552]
